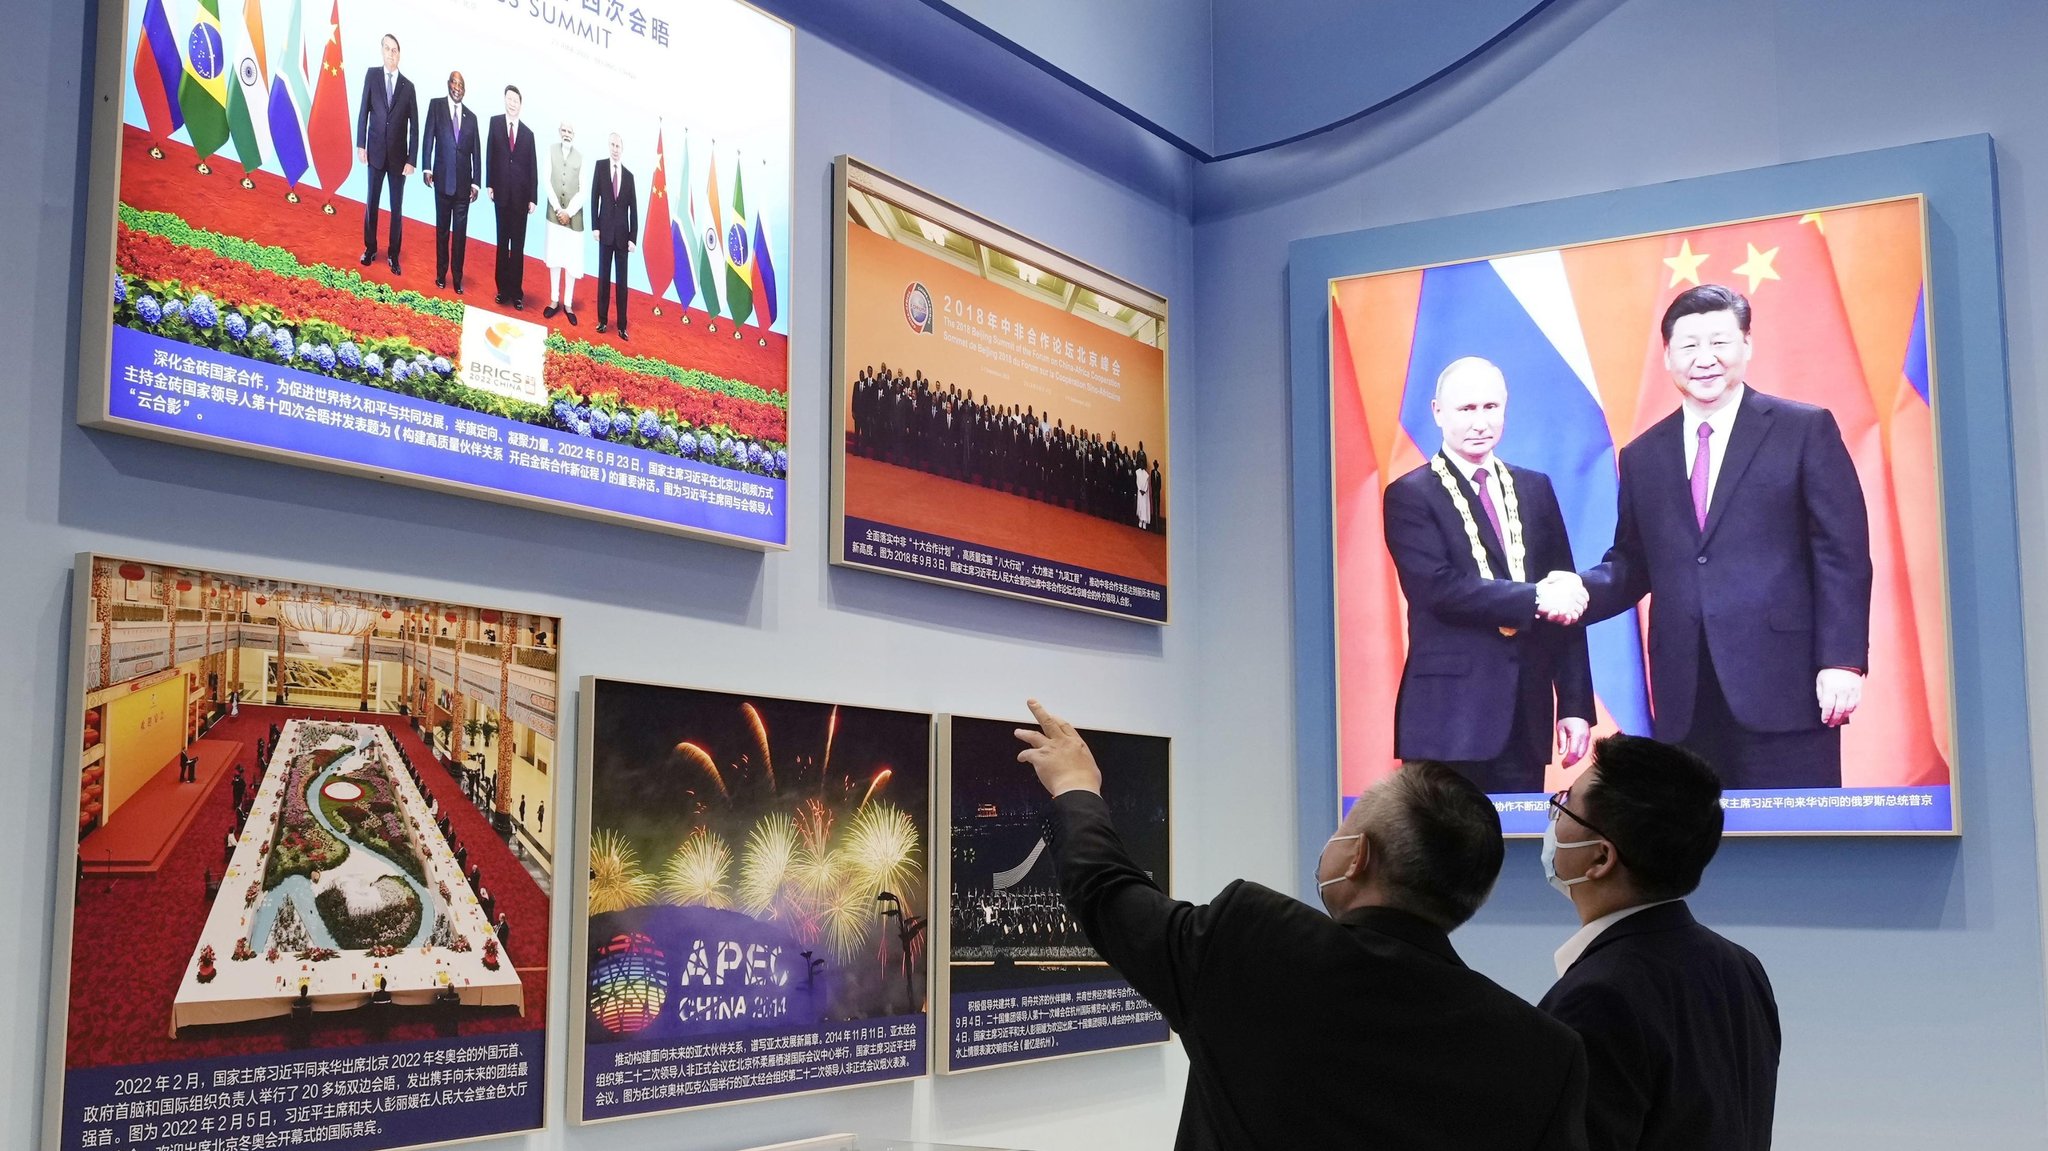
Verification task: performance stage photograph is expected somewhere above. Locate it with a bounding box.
[88,0,794,544]
[49,555,559,1150]
[832,157,1171,622]
[937,716,1169,1071]
[575,680,933,1119]
[1329,195,1955,835]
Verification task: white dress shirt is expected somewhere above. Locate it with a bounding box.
[1553,899,1679,977]
[1680,385,1745,507]
[1444,451,1500,490]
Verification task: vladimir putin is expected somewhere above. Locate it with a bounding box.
[589,133,638,340]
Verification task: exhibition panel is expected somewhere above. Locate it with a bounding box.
[935,716,1170,1073]
[831,156,1171,623]
[573,678,935,1122]
[46,555,562,1151]
[80,0,795,547]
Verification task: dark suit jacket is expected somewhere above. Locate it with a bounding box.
[420,98,481,197]
[1581,387,1871,738]
[1539,902,1780,1151]
[590,159,639,249]
[485,116,539,209]
[1052,790,1589,1151]
[355,68,418,171]
[1383,457,1595,765]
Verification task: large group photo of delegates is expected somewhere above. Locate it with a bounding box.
[353,31,645,336]
[848,365,1167,534]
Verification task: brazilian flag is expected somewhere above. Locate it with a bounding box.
[723,164,754,325]
[177,0,232,161]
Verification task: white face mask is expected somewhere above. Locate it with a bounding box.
[1540,820,1606,898]
[1317,833,1363,892]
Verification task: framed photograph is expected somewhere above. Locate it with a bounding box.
[81,0,794,547]
[934,716,1170,1073]
[831,156,1171,623]
[45,554,562,1151]
[572,678,933,1121]
[1315,192,1956,836]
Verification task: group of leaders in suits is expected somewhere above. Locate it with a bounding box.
[352,33,641,337]
[1386,283,1872,795]
[1016,696,1779,1150]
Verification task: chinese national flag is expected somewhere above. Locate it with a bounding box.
[305,0,352,198]
[642,129,675,301]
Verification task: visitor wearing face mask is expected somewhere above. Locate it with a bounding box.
[1016,700,1588,1151]
[1540,734,1780,1150]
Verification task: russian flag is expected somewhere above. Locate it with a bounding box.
[133,0,184,138]
[1398,255,1654,738]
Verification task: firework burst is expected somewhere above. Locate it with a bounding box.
[660,830,734,909]
[737,813,800,918]
[742,702,776,793]
[674,741,730,799]
[844,802,922,914]
[859,767,892,808]
[589,827,658,913]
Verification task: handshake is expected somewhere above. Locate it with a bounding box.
[1534,571,1587,625]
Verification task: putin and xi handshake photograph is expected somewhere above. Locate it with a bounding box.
[1385,283,1872,794]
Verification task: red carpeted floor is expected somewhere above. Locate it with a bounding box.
[844,454,1169,584]
[120,126,787,391]
[64,704,551,1070]
[80,738,243,873]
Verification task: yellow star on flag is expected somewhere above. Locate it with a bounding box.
[1731,243,1782,293]
[1663,239,1709,288]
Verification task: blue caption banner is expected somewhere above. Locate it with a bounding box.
[947,978,1168,1071]
[109,327,785,544]
[842,516,1167,622]
[582,1013,926,1119]
[61,1031,544,1151]
[1493,785,1955,836]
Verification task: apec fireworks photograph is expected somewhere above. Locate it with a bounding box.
[86,0,794,545]
[574,679,933,1118]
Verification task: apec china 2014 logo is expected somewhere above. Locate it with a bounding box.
[903,282,934,334]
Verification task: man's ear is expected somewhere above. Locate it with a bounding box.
[1343,834,1372,882]
[1584,841,1621,882]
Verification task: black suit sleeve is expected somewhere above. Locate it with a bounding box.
[1527,477,1596,722]
[355,71,372,149]
[1537,1037,1593,1151]
[625,174,638,241]
[1383,476,1540,629]
[402,81,419,166]
[1051,790,1213,1034]
[464,115,481,188]
[1801,408,1872,671]
[421,103,440,175]
[1580,452,1653,626]
[1542,980,1650,1151]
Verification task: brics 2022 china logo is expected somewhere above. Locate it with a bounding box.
[903,283,934,334]
[459,308,549,404]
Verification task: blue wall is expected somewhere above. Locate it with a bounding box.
[1191,0,2048,1144]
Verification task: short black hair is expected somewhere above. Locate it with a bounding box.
[1660,283,1751,343]
[1368,761,1505,930]
[382,33,400,51]
[1580,735,1724,900]
[505,84,522,99]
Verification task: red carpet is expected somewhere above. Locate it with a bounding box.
[79,739,244,874]
[845,455,1168,584]
[120,126,786,391]
[64,704,551,1070]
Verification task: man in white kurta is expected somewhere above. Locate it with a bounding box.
[543,121,585,324]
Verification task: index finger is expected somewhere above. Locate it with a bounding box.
[1025,699,1062,733]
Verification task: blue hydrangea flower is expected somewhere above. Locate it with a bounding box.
[223,312,248,341]
[161,298,185,323]
[719,436,735,460]
[249,321,271,342]
[113,276,127,305]
[364,352,384,377]
[269,328,295,358]
[296,341,316,363]
[135,296,162,325]
[311,344,337,372]
[774,449,788,475]
[658,425,678,448]
[552,401,576,427]
[697,430,717,456]
[571,416,593,437]
[391,360,411,382]
[677,435,697,458]
[432,356,452,376]
[589,410,613,438]
[636,410,660,439]
[336,341,361,370]
[186,293,218,331]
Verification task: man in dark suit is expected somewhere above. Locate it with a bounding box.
[589,132,638,339]
[1558,285,1871,788]
[419,71,481,292]
[1383,357,1595,794]
[486,86,539,309]
[1016,700,1589,1151]
[1540,734,1780,1150]
[355,34,419,274]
